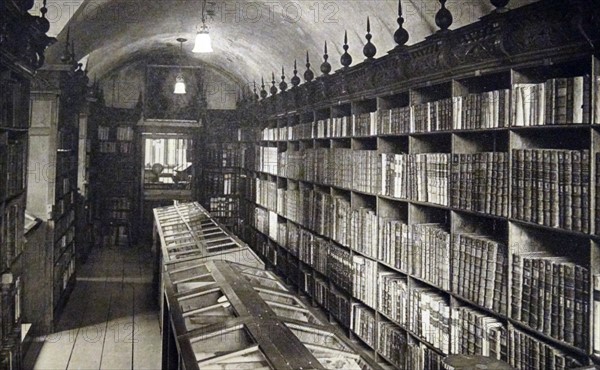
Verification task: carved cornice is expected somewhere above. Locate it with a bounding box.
[0,0,56,76]
[254,0,600,119]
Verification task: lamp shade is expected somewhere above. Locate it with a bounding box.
[193,29,213,53]
[174,74,186,94]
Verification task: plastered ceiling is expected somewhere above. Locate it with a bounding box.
[36,0,538,89]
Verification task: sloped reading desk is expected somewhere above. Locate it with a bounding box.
[153,202,385,370]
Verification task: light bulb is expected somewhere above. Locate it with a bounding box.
[193,28,213,53]
[174,74,186,94]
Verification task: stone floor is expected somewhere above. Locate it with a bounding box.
[23,244,161,369]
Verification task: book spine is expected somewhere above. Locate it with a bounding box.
[593,274,600,356]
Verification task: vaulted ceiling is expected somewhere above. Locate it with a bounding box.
[35,0,538,88]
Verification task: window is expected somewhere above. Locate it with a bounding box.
[143,134,193,190]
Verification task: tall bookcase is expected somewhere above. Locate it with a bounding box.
[89,106,140,247]
[0,65,30,370]
[1,0,55,363]
[27,63,88,329]
[199,111,254,235]
[226,2,600,370]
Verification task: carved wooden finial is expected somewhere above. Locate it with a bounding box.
[135,91,143,110]
[260,77,268,99]
[279,66,288,92]
[291,60,301,88]
[270,72,278,95]
[321,41,332,75]
[37,0,50,32]
[340,30,352,68]
[435,0,453,32]
[394,0,409,47]
[490,0,510,13]
[61,27,71,63]
[363,17,377,60]
[253,80,259,100]
[70,40,76,65]
[304,51,314,82]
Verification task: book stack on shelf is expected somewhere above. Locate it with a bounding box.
[450,306,507,361]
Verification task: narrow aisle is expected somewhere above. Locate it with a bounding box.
[24,245,161,370]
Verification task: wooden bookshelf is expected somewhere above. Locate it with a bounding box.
[1,0,55,363]
[89,106,141,247]
[26,63,88,331]
[199,111,255,235]
[217,2,600,369]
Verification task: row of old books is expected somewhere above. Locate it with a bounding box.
[352,305,377,348]
[412,98,454,133]
[316,117,350,138]
[253,236,278,266]
[328,243,353,294]
[293,226,328,276]
[595,154,600,235]
[261,88,514,140]
[378,272,409,327]
[329,287,353,329]
[271,148,456,208]
[450,152,509,217]
[1,137,26,201]
[98,141,116,153]
[511,252,590,349]
[452,234,508,315]
[305,149,451,206]
[378,106,412,135]
[595,274,600,357]
[453,90,511,130]
[203,171,240,195]
[255,178,277,211]
[2,202,23,267]
[255,146,278,175]
[54,191,74,217]
[277,151,304,179]
[97,126,110,141]
[0,80,25,130]
[352,256,378,308]
[54,209,75,247]
[116,126,133,141]
[378,321,407,369]
[300,269,330,310]
[508,328,584,370]
[253,206,269,237]
[304,148,356,190]
[410,224,451,291]
[406,342,445,370]
[511,149,590,233]
[56,225,75,254]
[269,186,453,291]
[205,143,247,168]
[208,197,239,218]
[408,286,451,354]
[450,306,507,361]
[380,153,450,206]
[512,76,594,127]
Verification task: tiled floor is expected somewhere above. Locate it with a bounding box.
[24,245,162,370]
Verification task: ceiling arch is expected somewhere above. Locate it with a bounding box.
[42,0,538,87]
